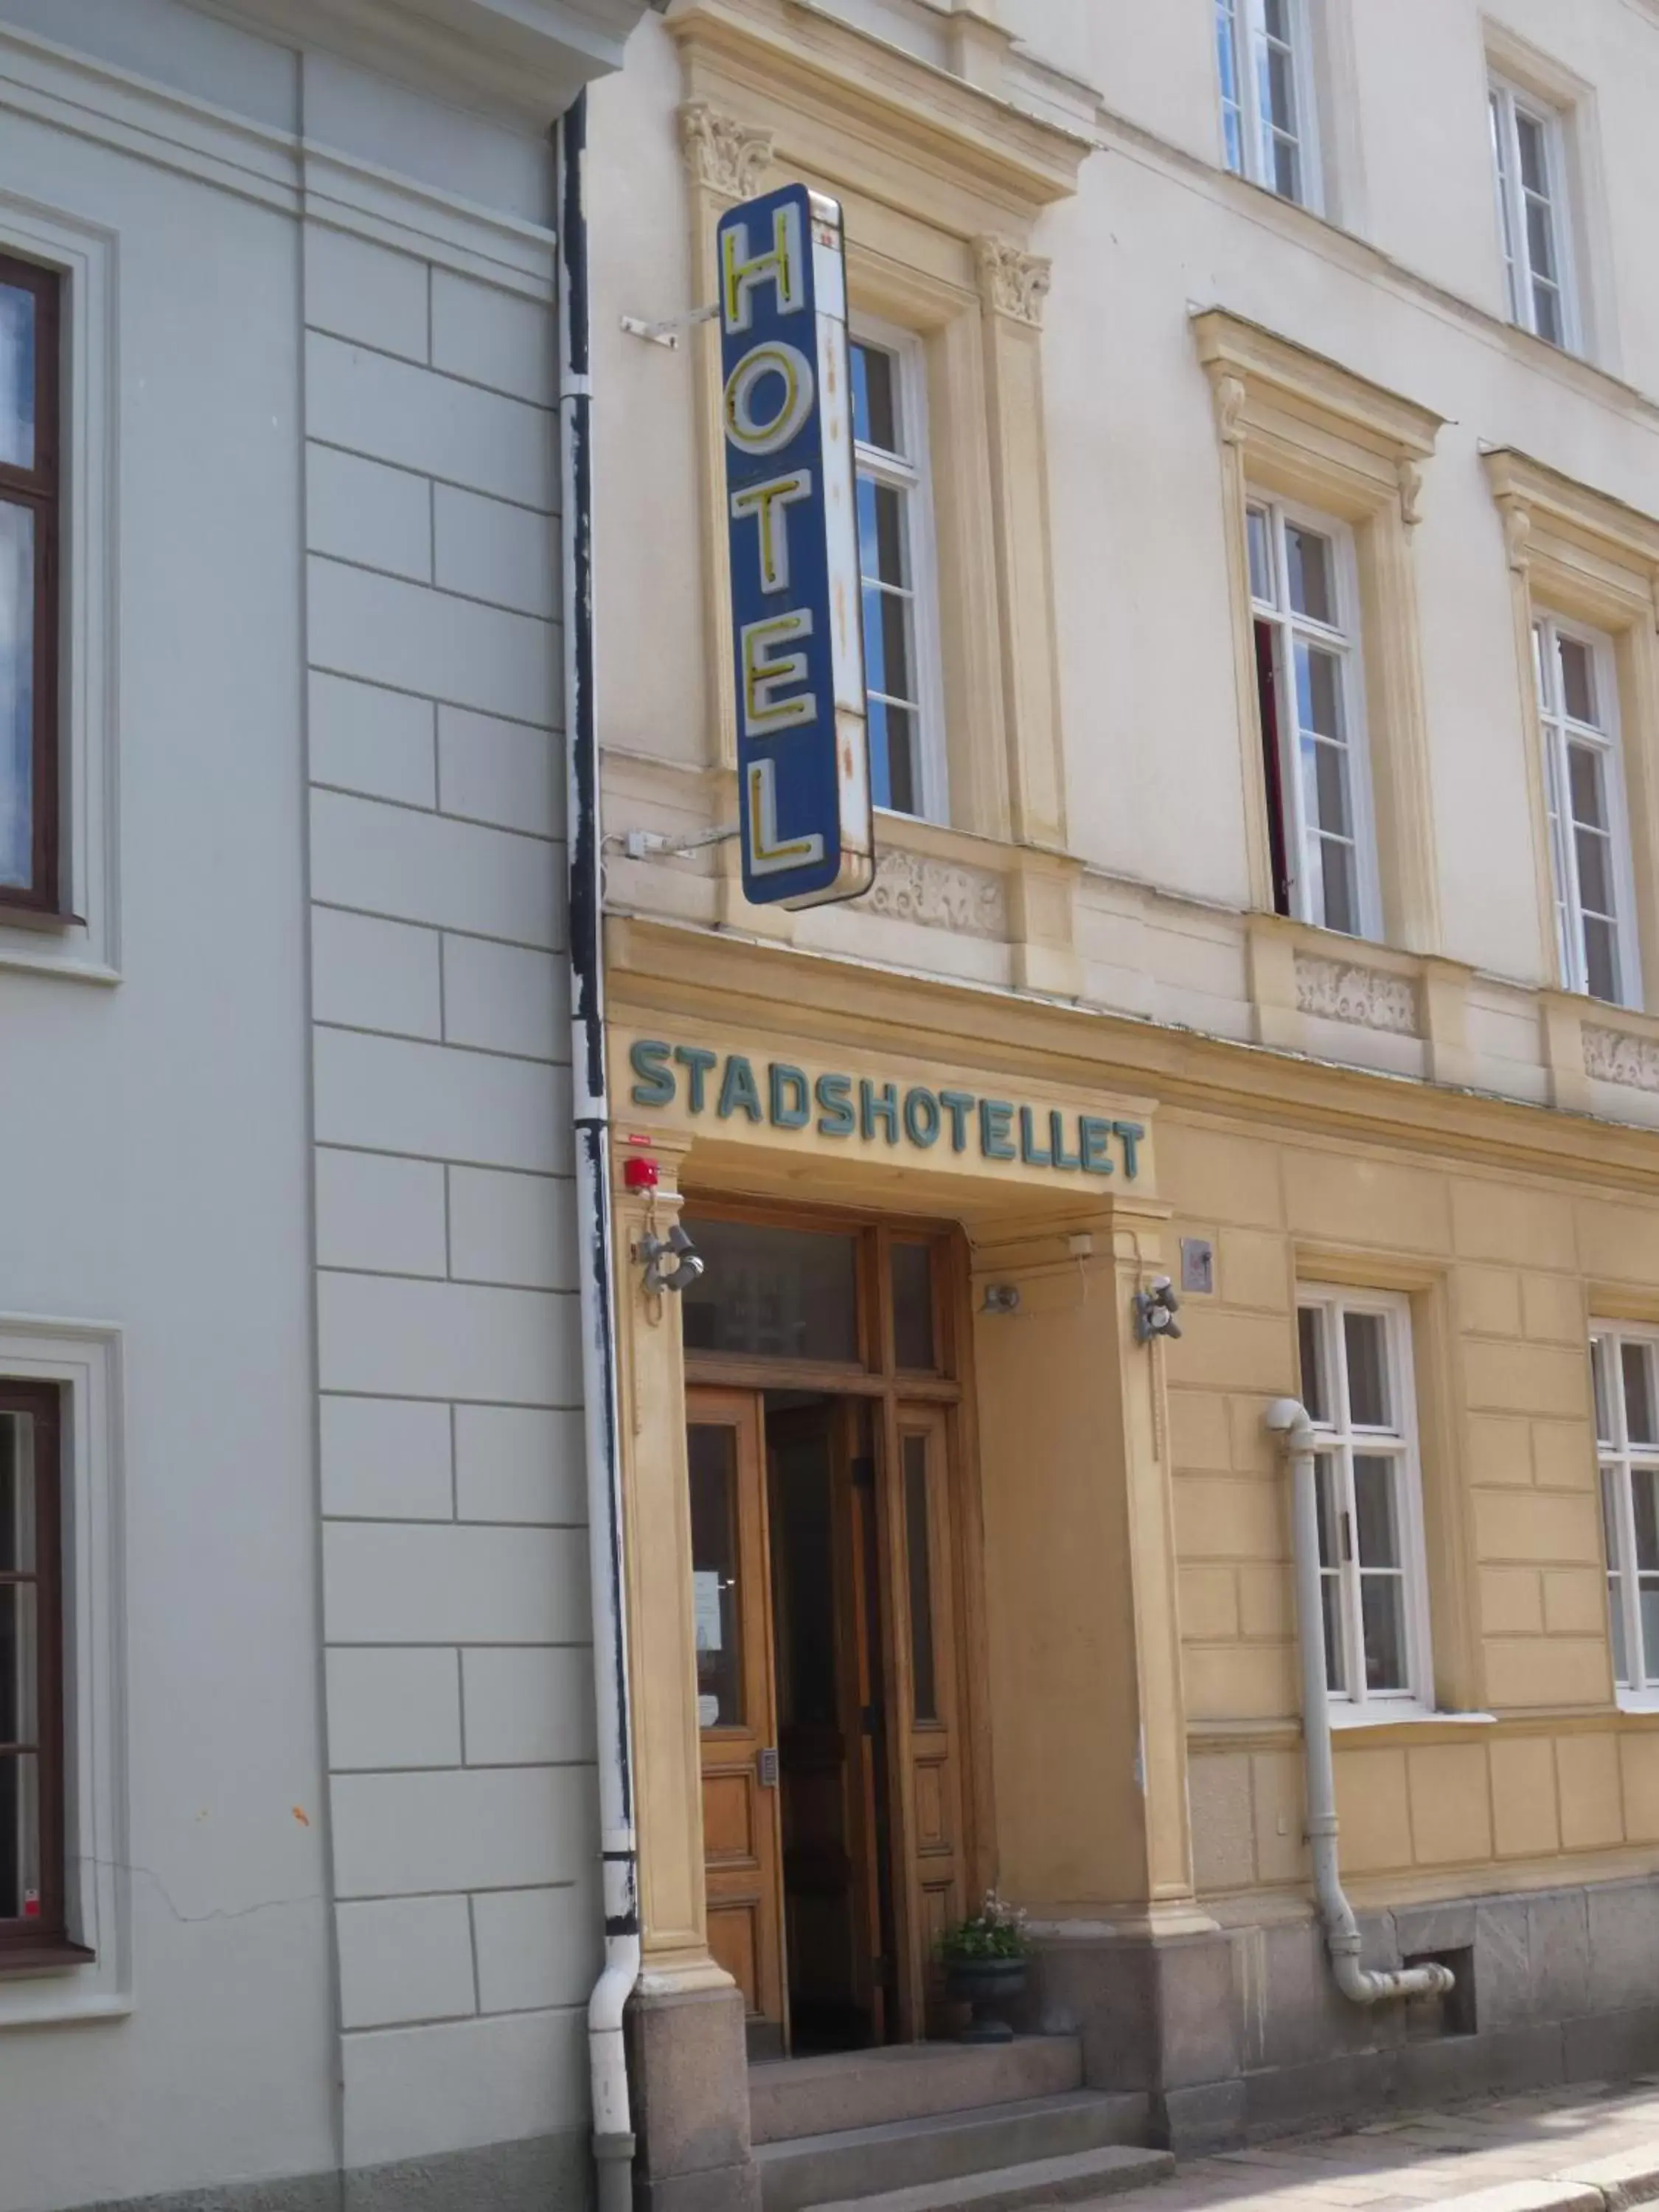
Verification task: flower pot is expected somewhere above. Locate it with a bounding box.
[942,1954,1028,2043]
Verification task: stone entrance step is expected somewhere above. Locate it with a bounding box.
[753,2087,1155,2211]
[749,2036,1085,2146]
[801,2143,1175,2212]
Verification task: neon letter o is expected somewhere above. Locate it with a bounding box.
[724,342,815,456]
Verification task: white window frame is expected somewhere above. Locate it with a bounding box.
[849,316,947,827]
[1488,74,1579,352]
[1214,0,1324,212]
[0,1318,127,2028]
[1247,495,1381,941]
[1298,1286,1434,1722]
[1590,1322,1659,1712]
[1534,613,1640,1009]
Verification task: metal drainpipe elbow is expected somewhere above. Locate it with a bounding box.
[1265,1394,1317,1455]
[1268,1394,1458,2013]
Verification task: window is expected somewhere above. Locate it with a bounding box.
[0,1381,70,1961]
[1534,616,1638,1006]
[0,254,60,917]
[1489,77,1573,349]
[850,330,943,821]
[1215,0,1319,207]
[1247,498,1375,937]
[1591,1326,1659,1704]
[1297,1290,1431,1714]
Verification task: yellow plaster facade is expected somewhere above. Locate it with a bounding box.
[607,914,1659,1967]
[587,0,1659,2154]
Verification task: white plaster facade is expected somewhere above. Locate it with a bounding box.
[591,0,1659,1133]
[0,3,650,2208]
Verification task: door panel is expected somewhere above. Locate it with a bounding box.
[688,1389,785,2048]
[886,1403,967,2037]
[769,1398,890,2050]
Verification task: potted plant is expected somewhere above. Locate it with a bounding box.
[939,1891,1031,2043]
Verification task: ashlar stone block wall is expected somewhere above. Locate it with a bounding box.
[302,214,598,2175]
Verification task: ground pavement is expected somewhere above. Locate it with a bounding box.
[1093,2079,1659,2212]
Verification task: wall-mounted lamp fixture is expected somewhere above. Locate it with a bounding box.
[1133,1276,1181,1343]
[981,1283,1020,1315]
[638,1224,704,1296]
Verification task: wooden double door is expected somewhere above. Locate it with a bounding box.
[687,1380,970,2054]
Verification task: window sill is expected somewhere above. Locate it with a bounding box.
[1615,1690,1659,1715]
[1329,1703,1495,1731]
[0,1938,95,1976]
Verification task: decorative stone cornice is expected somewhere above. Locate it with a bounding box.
[867,849,1006,938]
[975,236,1051,327]
[232,0,653,111]
[1295,954,1420,1037]
[1483,447,1659,625]
[1192,307,1444,467]
[667,0,1089,227]
[679,100,774,199]
[1584,1023,1659,1093]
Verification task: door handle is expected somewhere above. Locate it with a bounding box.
[758,1746,779,1788]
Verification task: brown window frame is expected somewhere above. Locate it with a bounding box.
[0,1380,81,1966]
[0,251,62,919]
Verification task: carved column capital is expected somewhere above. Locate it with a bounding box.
[678,100,773,200]
[974,234,1051,327]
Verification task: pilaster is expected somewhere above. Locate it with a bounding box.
[945,0,1013,93]
[1540,990,1593,1114]
[970,1200,1206,1924]
[1008,846,1082,998]
[611,1131,731,1992]
[1422,956,1476,1090]
[1245,913,1304,1054]
[678,100,775,779]
[975,235,1068,852]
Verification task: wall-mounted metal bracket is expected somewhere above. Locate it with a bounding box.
[619,303,720,350]
[610,824,739,861]
[1133,1276,1182,1343]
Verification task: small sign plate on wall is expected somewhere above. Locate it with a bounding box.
[717,181,874,908]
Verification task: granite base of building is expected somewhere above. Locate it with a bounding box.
[1032,1878,1659,2149]
[69,2130,591,2212]
[627,1980,762,2212]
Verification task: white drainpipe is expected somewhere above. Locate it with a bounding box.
[557,92,641,2212]
[1265,1399,1455,2008]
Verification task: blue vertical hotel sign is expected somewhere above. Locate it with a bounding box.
[717,183,874,908]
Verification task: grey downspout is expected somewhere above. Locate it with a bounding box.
[557,89,641,2212]
[1265,1398,1455,2008]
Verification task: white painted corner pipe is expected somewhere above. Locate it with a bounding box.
[1265,1399,1455,2008]
[558,92,641,2212]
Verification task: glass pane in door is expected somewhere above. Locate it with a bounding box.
[686,1423,744,1728]
[681,1218,860,1363]
[902,1433,938,1722]
[891,1242,936,1371]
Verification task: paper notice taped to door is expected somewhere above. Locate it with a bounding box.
[693,1569,723,1652]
